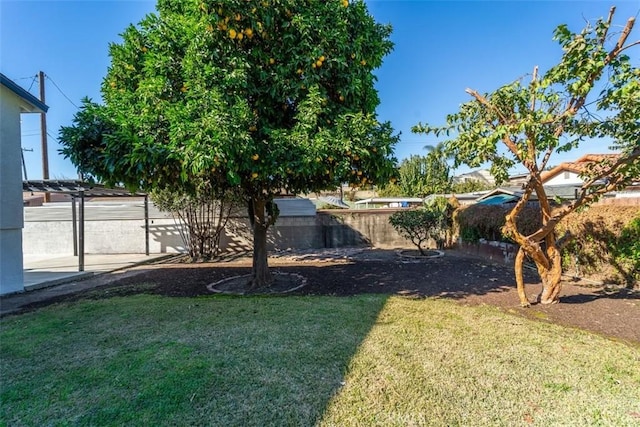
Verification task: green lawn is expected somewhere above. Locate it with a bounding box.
[1,294,639,426]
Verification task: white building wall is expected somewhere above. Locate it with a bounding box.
[544,171,584,186]
[0,86,26,294]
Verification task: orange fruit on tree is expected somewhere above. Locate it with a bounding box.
[229,29,237,39]
[252,154,259,161]
[269,58,275,64]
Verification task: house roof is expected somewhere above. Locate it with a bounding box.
[541,153,621,183]
[477,194,520,205]
[0,73,49,113]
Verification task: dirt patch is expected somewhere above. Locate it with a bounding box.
[6,249,640,345]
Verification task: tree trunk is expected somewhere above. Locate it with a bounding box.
[537,244,563,305]
[249,197,274,289]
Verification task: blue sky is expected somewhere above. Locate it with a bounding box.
[2,0,639,180]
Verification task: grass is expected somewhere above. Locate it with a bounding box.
[1,295,639,426]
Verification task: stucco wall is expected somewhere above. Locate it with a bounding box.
[1,86,25,294]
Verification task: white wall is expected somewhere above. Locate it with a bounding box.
[544,170,584,186]
[0,86,25,294]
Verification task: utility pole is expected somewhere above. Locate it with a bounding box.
[39,71,50,202]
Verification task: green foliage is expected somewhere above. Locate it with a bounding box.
[424,196,456,248]
[559,206,640,287]
[58,0,398,282]
[456,204,541,242]
[389,197,456,253]
[450,179,493,194]
[389,209,439,255]
[412,8,639,291]
[397,152,451,197]
[412,8,639,219]
[376,181,403,197]
[613,216,640,280]
[59,0,398,198]
[58,98,115,183]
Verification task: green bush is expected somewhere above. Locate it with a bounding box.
[389,209,441,255]
[456,204,541,242]
[455,203,639,287]
[613,216,640,278]
[558,206,639,287]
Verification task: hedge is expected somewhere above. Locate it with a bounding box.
[456,204,639,288]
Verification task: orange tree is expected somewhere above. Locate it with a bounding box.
[60,0,397,288]
[414,7,639,306]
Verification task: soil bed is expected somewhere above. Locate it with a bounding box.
[7,249,640,345]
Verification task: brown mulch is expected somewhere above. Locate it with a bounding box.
[8,249,640,346]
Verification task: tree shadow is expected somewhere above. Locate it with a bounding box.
[559,287,640,304]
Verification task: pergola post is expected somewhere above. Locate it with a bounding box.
[78,190,85,272]
[71,196,78,256]
[144,195,150,256]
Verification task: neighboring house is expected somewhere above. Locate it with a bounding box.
[0,73,49,295]
[506,172,529,187]
[425,192,489,206]
[452,169,495,186]
[354,197,424,209]
[475,187,533,206]
[541,154,621,186]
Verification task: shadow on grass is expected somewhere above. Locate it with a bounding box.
[0,293,390,426]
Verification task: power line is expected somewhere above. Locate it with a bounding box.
[45,74,79,109]
[14,75,37,81]
[27,74,38,92]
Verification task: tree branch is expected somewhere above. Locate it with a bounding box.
[530,65,539,112]
[564,14,636,116]
[465,88,523,161]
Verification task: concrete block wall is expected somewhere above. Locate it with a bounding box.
[22,206,414,256]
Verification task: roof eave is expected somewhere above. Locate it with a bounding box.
[0,73,49,113]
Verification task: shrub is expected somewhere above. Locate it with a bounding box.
[559,206,640,287]
[389,209,441,255]
[456,204,541,242]
[612,216,640,285]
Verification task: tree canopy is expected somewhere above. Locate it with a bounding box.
[413,7,639,305]
[60,0,398,287]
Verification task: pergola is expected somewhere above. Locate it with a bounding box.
[23,180,150,271]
